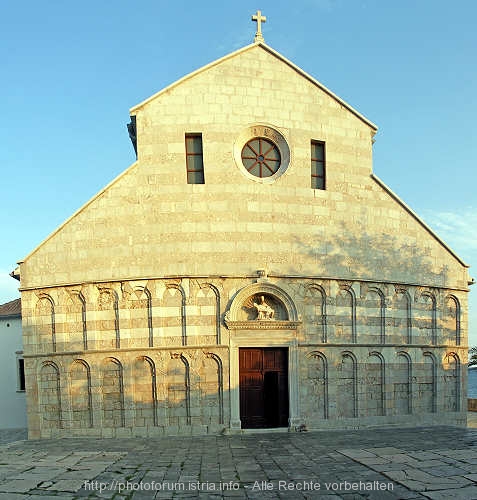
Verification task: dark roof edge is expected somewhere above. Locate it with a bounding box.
[0,298,21,318]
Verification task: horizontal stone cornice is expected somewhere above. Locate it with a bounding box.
[18,274,469,293]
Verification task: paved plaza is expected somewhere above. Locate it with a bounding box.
[0,418,477,499]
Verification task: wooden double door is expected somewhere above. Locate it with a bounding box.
[239,348,289,429]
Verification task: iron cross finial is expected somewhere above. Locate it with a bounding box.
[252,10,266,43]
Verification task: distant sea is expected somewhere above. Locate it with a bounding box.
[469,368,477,398]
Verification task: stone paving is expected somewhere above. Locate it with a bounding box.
[0,421,476,499]
[0,428,27,446]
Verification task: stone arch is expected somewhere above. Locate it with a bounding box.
[133,356,157,427]
[420,352,437,413]
[35,295,56,353]
[69,359,93,428]
[163,284,187,346]
[393,288,412,344]
[197,283,221,345]
[337,351,357,418]
[151,352,167,423]
[97,289,120,349]
[227,283,298,322]
[101,357,125,428]
[304,285,327,342]
[365,352,385,416]
[444,295,461,346]
[65,292,87,351]
[415,290,437,345]
[123,286,153,348]
[39,361,62,430]
[335,285,356,343]
[166,354,191,426]
[304,351,328,421]
[199,352,224,426]
[394,351,412,415]
[364,287,386,344]
[443,352,460,412]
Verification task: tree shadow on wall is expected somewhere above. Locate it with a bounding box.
[289,221,451,287]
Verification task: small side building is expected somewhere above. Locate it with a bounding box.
[0,299,27,429]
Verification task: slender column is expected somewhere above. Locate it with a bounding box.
[288,340,302,428]
[229,344,241,430]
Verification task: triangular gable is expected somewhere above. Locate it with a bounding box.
[17,162,139,266]
[371,174,468,268]
[130,42,378,132]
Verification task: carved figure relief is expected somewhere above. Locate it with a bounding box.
[253,295,275,320]
[239,293,286,321]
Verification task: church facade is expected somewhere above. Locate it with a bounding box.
[17,18,469,438]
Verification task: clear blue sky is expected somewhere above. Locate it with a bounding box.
[1,1,476,344]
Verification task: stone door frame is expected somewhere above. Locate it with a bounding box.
[230,330,301,430]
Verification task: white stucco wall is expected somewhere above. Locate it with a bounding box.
[0,315,27,428]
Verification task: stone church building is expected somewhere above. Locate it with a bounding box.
[16,14,469,438]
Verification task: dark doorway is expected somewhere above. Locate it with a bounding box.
[239,348,289,428]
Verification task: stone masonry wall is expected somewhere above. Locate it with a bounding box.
[19,44,469,290]
[23,276,467,438]
[19,43,470,438]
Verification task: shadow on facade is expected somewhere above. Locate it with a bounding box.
[28,221,466,437]
[289,221,451,288]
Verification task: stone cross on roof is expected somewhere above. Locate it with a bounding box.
[251,10,266,43]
